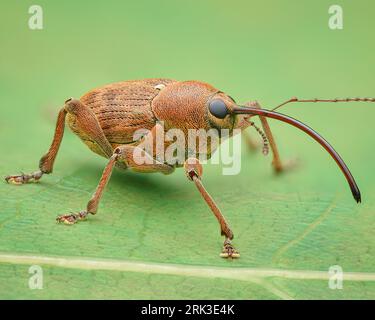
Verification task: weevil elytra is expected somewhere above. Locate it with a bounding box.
[5,79,375,258]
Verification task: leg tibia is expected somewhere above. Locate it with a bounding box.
[184,158,239,258]
[5,106,67,185]
[87,152,119,215]
[57,144,174,225]
[39,108,67,174]
[56,150,120,224]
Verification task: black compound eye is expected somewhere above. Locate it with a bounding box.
[208,99,229,119]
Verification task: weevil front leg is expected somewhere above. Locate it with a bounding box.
[243,101,297,173]
[184,158,239,259]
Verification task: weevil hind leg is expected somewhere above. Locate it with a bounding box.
[5,107,68,185]
[184,158,240,259]
[5,98,114,186]
[244,101,298,174]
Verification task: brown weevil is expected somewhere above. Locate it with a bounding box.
[5,79,375,258]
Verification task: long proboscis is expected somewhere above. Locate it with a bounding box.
[233,106,361,203]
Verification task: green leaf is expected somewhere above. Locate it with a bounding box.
[0,0,374,299]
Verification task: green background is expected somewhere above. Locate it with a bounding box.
[0,0,374,299]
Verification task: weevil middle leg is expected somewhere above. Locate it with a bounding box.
[56,128,174,224]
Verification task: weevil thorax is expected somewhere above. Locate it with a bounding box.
[152,81,238,134]
[151,80,240,160]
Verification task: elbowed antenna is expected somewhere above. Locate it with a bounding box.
[233,106,361,203]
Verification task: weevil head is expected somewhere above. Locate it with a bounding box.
[206,92,240,132]
[206,92,257,133]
